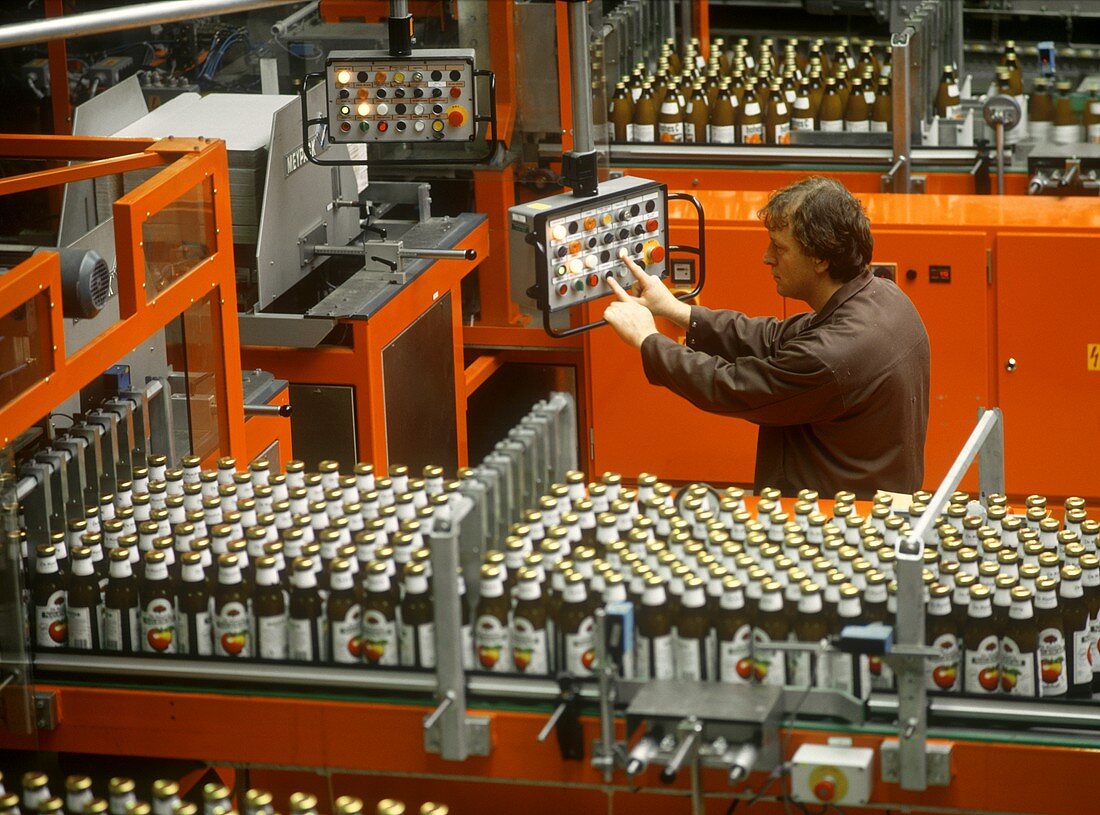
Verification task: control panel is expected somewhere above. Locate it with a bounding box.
[324,48,477,143]
[509,176,669,314]
[790,743,874,806]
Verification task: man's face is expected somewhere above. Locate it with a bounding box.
[762,224,822,302]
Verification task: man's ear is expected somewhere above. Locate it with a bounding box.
[813,257,830,276]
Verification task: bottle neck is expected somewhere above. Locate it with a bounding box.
[255,565,280,587]
[681,586,706,609]
[516,580,541,602]
[480,577,504,599]
[929,595,951,616]
[181,562,205,583]
[968,598,992,618]
[71,556,94,577]
[1009,599,1034,620]
[837,596,861,618]
[1060,580,1083,599]
[331,569,354,592]
[145,561,169,581]
[291,568,317,589]
[404,574,428,596]
[218,563,243,585]
[798,592,823,614]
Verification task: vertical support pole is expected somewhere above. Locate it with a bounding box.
[429,515,469,760]
[44,0,70,136]
[692,0,709,48]
[890,31,913,194]
[556,1,574,154]
[894,556,927,790]
[951,0,964,75]
[977,408,1005,503]
[568,0,594,157]
[472,165,520,326]
[679,0,692,46]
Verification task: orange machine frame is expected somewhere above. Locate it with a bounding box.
[0,134,250,462]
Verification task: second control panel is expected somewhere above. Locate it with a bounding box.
[509,176,669,313]
[325,48,476,143]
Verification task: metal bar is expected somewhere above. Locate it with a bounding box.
[270,0,319,37]
[0,0,300,49]
[995,121,1005,196]
[890,29,914,193]
[591,143,985,166]
[0,134,156,159]
[977,408,1005,503]
[0,150,165,197]
[429,513,469,760]
[464,354,505,398]
[567,0,595,156]
[868,692,1100,730]
[243,404,292,417]
[391,0,409,18]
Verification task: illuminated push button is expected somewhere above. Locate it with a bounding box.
[600,212,613,227]
[414,121,425,133]
[583,216,597,231]
[376,103,389,115]
[555,265,566,276]
[340,121,351,132]
[339,105,351,115]
[568,258,584,274]
[394,72,406,83]
[813,780,836,802]
[357,88,369,100]
[646,218,659,233]
[432,120,445,132]
[357,102,371,116]
[588,274,599,287]
[377,121,389,133]
[567,240,581,254]
[551,224,568,241]
[450,86,462,99]
[584,255,598,270]
[573,279,585,292]
[375,71,387,83]
[336,69,352,84]
[357,70,369,82]
[558,283,568,296]
[414,103,425,115]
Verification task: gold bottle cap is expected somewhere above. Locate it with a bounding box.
[334,797,363,815]
[110,779,136,796]
[66,777,93,793]
[289,793,317,813]
[375,801,405,815]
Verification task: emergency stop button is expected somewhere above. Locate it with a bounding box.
[813,779,836,802]
[446,105,468,128]
[643,240,665,264]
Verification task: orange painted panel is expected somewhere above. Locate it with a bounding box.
[996,233,1100,500]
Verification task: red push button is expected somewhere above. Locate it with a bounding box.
[587,274,599,287]
[447,108,466,127]
[646,243,665,264]
[377,121,389,133]
[646,218,659,233]
[558,284,568,296]
[450,86,462,98]
[813,779,836,802]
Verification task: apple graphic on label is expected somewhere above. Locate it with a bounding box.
[221,632,246,655]
[48,619,67,644]
[363,640,386,663]
[348,636,362,659]
[148,627,173,651]
[513,648,533,671]
[1041,659,1062,684]
[868,655,882,676]
[977,667,1000,691]
[478,646,500,668]
[931,664,957,689]
[735,657,754,680]
[1000,669,1018,692]
[580,649,596,671]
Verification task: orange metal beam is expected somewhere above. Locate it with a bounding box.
[0,150,165,197]
[464,354,504,397]
[487,0,516,148]
[0,134,157,159]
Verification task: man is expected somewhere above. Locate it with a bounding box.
[603,176,930,499]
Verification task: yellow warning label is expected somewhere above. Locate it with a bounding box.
[1090,344,1100,371]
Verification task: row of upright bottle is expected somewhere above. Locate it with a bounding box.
[5,772,439,815]
[608,34,894,145]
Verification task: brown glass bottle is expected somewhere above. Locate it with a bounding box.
[1029,77,1053,142]
[753,579,788,685]
[608,81,634,143]
[871,75,891,132]
[1034,576,1067,697]
[1001,586,1039,697]
[399,562,435,668]
[289,556,326,661]
[475,563,512,671]
[963,584,999,694]
[558,570,594,676]
[738,85,764,144]
[67,546,101,650]
[362,560,399,665]
[33,543,67,648]
[66,776,94,815]
[817,77,843,132]
[657,82,684,143]
[764,82,791,144]
[212,552,251,658]
[685,82,709,144]
[102,546,139,652]
[177,550,212,656]
[140,550,176,653]
[793,582,829,687]
[708,82,737,144]
[253,554,287,659]
[934,65,961,119]
[511,566,550,674]
[715,575,752,683]
[676,576,711,680]
[323,557,359,663]
[926,583,961,692]
[790,79,814,132]
[635,574,674,679]
[844,76,870,132]
[632,83,656,143]
[1059,565,1092,697]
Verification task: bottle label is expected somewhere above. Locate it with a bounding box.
[178,610,213,656]
[742,102,761,117]
[658,121,684,143]
[637,633,675,679]
[331,604,363,664]
[35,590,67,648]
[564,616,597,676]
[926,632,961,692]
[1091,614,1100,676]
[791,116,815,131]
[1072,623,1092,684]
[67,605,99,650]
[719,624,754,683]
[788,648,812,688]
[684,125,696,144]
[214,600,251,657]
[632,123,655,143]
[871,120,889,133]
[1088,123,1100,144]
[964,634,1001,693]
[475,613,511,672]
[141,597,176,653]
[103,606,140,652]
[1029,120,1052,142]
[462,623,474,671]
[511,617,549,674]
[944,104,962,120]
[709,124,735,144]
[741,122,764,145]
[772,122,791,144]
[752,627,787,686]
[675,635,708,680]
[1001,636,1037,696]
[626,123,635,142]
[819,119,844,133]
[257,613,288,660]
[399,621,436,668]
[361,609,398,665]
[1039,626,1069,695]
[1053,123,1080,145]
[288,617,326,661]
[845,119,870,133]
[607,121,616,142]
[829,652,856,695]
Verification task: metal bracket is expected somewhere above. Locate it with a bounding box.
[880,738,952,786]
[423,713,491,757]
[298,220,328,269]
[33,690,58,730]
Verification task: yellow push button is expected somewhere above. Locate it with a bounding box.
[431,119,445,132]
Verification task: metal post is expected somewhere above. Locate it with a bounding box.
[995,120,1005,195]
[593,608,617,783]
[977,408,1005,503]
[951,0,964,76]
[679,0,692,46]
[568,0,595,156]
[890,30,913,193]
[270,0,319,37]
[428,516,469,760]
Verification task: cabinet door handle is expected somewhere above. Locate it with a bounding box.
[1005,357,1017,372]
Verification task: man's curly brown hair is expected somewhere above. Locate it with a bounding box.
[757,176,874,283]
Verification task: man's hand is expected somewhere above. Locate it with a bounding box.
[604,275,658,349]
[618,249,692,329]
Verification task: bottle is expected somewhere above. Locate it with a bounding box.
[716,576,753,683]
[934,65,961,119]
[107,780,135,815]
[1029,77,1054,142]
[242,791,273,815]
[964,584,1000,694]
[1085,86,1100,144]
[738,85,764,144]
[475,563,512,672]
[871,75,891,132]
[1080,553,1100,691]
[399,562,435,668]
[1059,565,1092,698]
[358,560,398,665]
[33,544,67,648]
[608,82,633,143]
[321,557,358,663]
[289,557,327,661]
[67,546,102,649]
[708,82,737,143]
[202,785,230,815]
[790,79,814,132]
[254,554,288,659]
[844,76,871,132]
[657,81,684,143]
[764,82,791,144]
[65,778,94,815]
[151,783,180,815]
[101,546,139,652]
[793,581,829,687]
[177,550,213,656]
[22,773,50,812]
[211,552,250,657]
[753,579,788,685]
[140,550,176,653]
[1034,576,1068,697]
[830,584,870,697]
[926,583,961,692]
[676,576,710,680]
[511,566,550,674]
[560,570,596,676]
[635,574,675,679]
[817,77,843,132]
[1001,586,1040,697]
[685,82,709,144]
[631,83,656,143]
